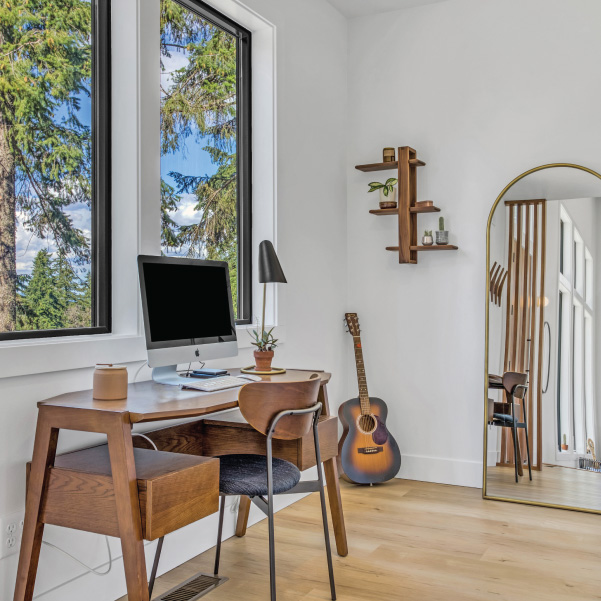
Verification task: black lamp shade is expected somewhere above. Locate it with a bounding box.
[258,240,287,283]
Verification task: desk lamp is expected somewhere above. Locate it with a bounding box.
[258,240,287,340]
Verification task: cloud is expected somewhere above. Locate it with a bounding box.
[15,205,92,275]
[167,193,203,226]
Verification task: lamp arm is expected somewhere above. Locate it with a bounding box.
[261,282,267,341]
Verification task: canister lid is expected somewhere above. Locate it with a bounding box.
[95,364,127,371]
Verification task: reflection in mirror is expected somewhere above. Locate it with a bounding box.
[485,166,601,513]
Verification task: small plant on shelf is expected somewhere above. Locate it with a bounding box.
[436,215,449,245]
[422,230,433,246]
[561,434,569,451]
[368,177,398,209]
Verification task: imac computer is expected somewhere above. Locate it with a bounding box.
[138,255,238,385]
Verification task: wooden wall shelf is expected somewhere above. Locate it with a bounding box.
[356,146,457,264]
[385,245,458,252]
[410,205,440,214]
[355,161,398,173]
[411,244,458,252]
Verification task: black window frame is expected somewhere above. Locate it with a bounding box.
[0,0,112,342]
[164,0,252,325]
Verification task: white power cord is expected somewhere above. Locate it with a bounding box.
[41,536,113,577]
[133,360,148,383]
[39,433,158,578]
[133,432,158,450]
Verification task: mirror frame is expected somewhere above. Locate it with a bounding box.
[483,163,601,513]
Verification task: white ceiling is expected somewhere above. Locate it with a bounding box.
[326,0,449,19]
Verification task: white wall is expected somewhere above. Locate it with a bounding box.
[346,0,601,488]
[0,0,348,599]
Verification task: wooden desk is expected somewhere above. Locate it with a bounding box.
[14,370,347,601]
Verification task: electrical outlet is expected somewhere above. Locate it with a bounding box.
[0,512,25,559]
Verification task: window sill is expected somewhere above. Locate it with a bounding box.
[0,333,147,380]
[0,325,286,380]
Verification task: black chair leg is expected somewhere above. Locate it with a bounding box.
[523,422,533,481]
[313,425,336,600]
[266,443,277,601]
[148,536,164,599]
[511,424,519,483]
[214,496,225,576]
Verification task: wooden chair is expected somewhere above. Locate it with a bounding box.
[213,376,336,601]
[489,372,532,483]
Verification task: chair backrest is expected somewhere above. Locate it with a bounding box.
[502,371,528,400]
[238,375,321,440]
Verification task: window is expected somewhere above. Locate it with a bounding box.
[160,0,251,323]
[556,208,596,455]
[0,0,111,341]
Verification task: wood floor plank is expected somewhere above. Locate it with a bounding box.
[116,479,601,601]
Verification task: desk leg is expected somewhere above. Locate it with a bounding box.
[14,410,59,601]
[235,495,251,537]
[324,458,348,557]
[319,384,348,557]
[107,418,149,601]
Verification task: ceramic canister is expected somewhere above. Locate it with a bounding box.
[93,364,128,400]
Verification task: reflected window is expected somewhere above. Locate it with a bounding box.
[556,206,596,456]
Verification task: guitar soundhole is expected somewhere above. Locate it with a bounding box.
[357,413,377,434]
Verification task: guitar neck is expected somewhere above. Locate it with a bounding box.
[353,335,371,414]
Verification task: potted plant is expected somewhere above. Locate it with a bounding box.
[368,178,398,209]
[561,434,569,451]
[436,216,449,245]
[249,326,279,372]
[422,230,433,246]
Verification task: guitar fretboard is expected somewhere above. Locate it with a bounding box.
[353,335,371,415]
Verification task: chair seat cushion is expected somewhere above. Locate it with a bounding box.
[217,454,301,496]
[493,413,516,424]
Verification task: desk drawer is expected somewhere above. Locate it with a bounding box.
[33,446,218,540]
[202,413,339,471]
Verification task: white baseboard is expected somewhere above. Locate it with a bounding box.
[487,450,499,467]
[397,453,483,489]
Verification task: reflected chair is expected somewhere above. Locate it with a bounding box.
[213,376,336,601]
[488,371,532,483]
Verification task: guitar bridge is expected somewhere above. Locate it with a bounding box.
[358,446,383,454]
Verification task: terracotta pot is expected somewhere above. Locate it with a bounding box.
[254,350,274,372]
[561,444,569,451]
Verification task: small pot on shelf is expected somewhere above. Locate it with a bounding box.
[436,216,449,245]
[254,350,274,372]
[422,230,433,246]
[379,187,397,210]
[368,178,398,210]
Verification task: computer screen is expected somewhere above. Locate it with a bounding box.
[138,255,237,351]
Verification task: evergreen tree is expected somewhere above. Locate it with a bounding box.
[0,0,92,331]
[160,0,238,269]
[64,269,91,328]
[21,249,62,330]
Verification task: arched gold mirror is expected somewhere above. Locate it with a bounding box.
[484,164,601,513]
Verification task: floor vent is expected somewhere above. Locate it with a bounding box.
[155,573,228,601]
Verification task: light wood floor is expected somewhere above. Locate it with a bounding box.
[487,464,601,511]
[118,479,601,601]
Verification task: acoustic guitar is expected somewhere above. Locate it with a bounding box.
[338,313,402,484]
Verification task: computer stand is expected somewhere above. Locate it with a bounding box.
[152,365,188,386]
